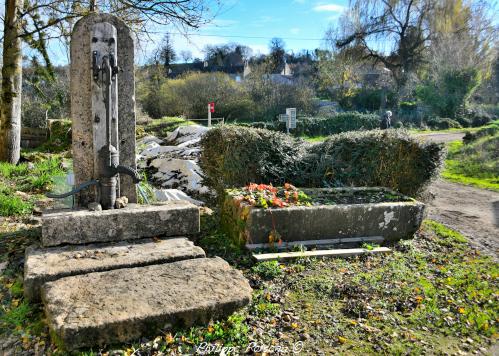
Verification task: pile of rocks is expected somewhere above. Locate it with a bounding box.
[137,125,211,202]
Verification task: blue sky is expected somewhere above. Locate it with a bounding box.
[16,0,499,66]
[149,0,349,61]
[42,0,349,65]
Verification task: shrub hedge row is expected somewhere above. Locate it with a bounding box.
[298,130,445,196]
[239,112,381,137]
[199,126,305,197]
[200,126,444,197]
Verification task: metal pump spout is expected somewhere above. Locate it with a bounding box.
[47,45,141,209]
[97,53,140,209]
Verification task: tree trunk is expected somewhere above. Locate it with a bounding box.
[0,0,23,164]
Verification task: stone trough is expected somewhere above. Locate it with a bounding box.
[222,187,425,248]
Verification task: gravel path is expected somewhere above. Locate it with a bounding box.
[416,131,466,143]
[427,179,499,259]
[416,131,499,260]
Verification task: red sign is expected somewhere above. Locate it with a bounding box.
[209,102,215,113]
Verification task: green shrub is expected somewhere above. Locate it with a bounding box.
[297,130,445,196]
[252,261,283,280]
[199,125,305,197]
[243,63,316,121]
[350,88,396,111]
[138,67,317,122]
[463,120,499,144]
[426,117,462,130]
[200,126,444,198]
[466,105,497,127]
[416,67,481,119]
[38,119,72,152]
[296,112,380,136]
[240,112,380,137]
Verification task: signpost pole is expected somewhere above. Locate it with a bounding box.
[208,103,212,128]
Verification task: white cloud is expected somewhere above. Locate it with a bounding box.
[290,28,301,35]
[313,3,346,12]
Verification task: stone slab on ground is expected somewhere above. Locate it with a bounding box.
[24,238,205,302]
[42,257,252,350]
[41,201,200,247]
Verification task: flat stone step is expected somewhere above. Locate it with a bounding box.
[24,237,205,302]
[41,201,200,247]
[42,257,252,350]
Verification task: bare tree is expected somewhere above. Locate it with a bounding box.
[0,0,219,163]
[180,49,193,62]
[331,0,434,91]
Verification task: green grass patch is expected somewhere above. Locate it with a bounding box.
[281,220,497,354]
[0,153,68,216]
[442,136,499,191]
[0,192,33,217]
[251,261,283,280]
[301,135,328,142]
[1,215,497,354]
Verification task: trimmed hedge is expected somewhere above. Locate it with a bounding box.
[200,126,444,197]
[240,112,381,137]
[426,117,462,130]
[199,125,305,197]
[463,120,499,144]
[297,130,445,196]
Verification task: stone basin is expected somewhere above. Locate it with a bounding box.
[221,187,425,246]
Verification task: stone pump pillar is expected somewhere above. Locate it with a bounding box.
[70,14,138,208]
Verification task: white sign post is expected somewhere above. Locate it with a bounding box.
[207,104,212,128]
[287,108,296,129]
[279,108,297,134]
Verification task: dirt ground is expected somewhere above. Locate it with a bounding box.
[416,131,499,260]
[416,131,466,143]
[427,179,499,259]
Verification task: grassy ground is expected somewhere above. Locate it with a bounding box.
[1,209,497,354]
[0,152,69,217]
[0,128,497,354]
[408,127,473,134]
[301,135,328,142]
[442,135,499,192]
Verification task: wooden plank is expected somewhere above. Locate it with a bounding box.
[253,247,392,262]
[246,236,384,251]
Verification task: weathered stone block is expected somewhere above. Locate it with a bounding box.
[24,237,205,302]
[71,13,137,205]
[41,202,200,247]
[222,187,425,245]
[42,257,252,350]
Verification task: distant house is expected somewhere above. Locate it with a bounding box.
[243,60,296,84]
